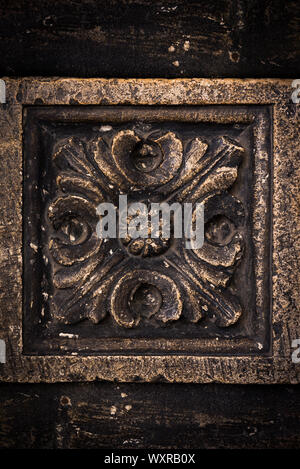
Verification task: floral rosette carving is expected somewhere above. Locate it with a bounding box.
[47,127,245,328]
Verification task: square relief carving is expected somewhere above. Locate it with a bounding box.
[23,105,270,356]
[0,79,299,383]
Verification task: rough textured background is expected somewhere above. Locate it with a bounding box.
[0,0,300,449]
[1,383,300,449]
[0,0,299,78]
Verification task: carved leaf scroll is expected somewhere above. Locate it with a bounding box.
[47,128,245,328]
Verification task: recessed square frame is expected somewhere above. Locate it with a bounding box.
[0,78,299,383]
[23,104,268,356]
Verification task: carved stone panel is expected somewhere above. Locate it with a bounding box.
[22,105,269,356]
[0,79,299,383]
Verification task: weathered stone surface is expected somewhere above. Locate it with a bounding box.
[0,78,299,383]
[2,381,300,449]
[1,0,299,79]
